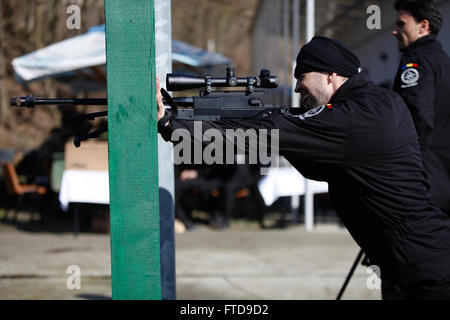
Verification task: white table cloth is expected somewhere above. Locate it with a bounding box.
[258,167,328,206]
[59,170,109,211]
[59,167,329,214]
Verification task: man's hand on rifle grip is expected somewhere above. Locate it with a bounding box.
[156,77,167,123]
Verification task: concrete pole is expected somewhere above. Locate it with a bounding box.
[306,0,315,43]
[291,0,300,109]
[155,0,175,300]
[282,0,289,106]
[305,0,315,232]
[290,0,300,223]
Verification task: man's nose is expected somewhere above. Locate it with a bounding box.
[392,29,398,36]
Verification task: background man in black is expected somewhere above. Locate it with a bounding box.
[393,0,450,217]
[157,36,450,299]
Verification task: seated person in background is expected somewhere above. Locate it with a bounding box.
[16,105,93,186]
[215,155,266,229]
[174,163,224,230]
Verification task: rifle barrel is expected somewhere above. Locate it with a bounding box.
[11,95,107,108]
[34,98,108,105]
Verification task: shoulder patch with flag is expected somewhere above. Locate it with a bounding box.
[400,63,419,88]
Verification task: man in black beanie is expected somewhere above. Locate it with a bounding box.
[156,36,450,300]
[293,36,360,110]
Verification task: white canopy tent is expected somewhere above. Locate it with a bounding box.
[12,25,231,89]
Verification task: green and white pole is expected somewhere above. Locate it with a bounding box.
[105,0,162,299]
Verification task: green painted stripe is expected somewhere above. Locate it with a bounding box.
[105,0,161,300]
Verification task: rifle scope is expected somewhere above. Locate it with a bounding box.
[166,67,278,91]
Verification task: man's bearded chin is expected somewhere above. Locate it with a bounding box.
[301,94,320,110]
[300,94,317,110]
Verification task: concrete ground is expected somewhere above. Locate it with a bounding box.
[0,212,381,300]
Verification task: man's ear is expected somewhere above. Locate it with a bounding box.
[418,19,431,35]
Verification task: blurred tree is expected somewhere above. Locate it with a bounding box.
[0,0,107,150]
[0,2,8,123]
[172,0,258,75]
[0,0,256,149]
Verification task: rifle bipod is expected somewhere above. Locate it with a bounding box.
[336,249,370,300]
[11,94,108,147]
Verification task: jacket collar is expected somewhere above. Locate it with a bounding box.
[405,34,439,51]
[330,72,369,103]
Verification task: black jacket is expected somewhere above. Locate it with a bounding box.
[393,35,450,214]
[159,73,450,285]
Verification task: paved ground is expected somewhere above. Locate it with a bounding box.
[0,212,381,300]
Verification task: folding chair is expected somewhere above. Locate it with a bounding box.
[2,163,47,223]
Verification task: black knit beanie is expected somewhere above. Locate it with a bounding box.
[295,36,360,78]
